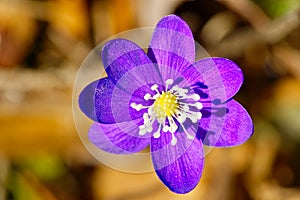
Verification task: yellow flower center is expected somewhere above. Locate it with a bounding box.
[153,92,178,118]
[130,79,203,145]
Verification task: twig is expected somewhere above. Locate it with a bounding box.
[208,5,300,58]
[217,0,271,31]
[272,43,300,79]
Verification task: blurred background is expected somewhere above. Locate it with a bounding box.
[1,0,300,199]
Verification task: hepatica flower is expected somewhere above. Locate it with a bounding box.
[79,15,253,194]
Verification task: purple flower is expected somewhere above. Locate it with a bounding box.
[79,15,253,194]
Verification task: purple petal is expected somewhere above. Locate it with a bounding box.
[79,79,99,122]
[148,15,195,82]
[89,118,150,154]
[79,78,147,124]
[183,57,244,102]
[151,130,204,194]
[198,100,253,147]
[102,38,163,93]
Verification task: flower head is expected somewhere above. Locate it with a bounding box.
[79,15,253,194]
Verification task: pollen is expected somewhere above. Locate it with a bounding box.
[154,92,178,118]
[130,79,202,145]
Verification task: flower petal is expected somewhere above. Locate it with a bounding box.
[79,78,147,124]
[102,38,163,92]
[89,118,150,154]
[198,100,253,147]
[183,57,244,102]
[151,130,204,194]
[79,79,99,122]
[148,15,195,81]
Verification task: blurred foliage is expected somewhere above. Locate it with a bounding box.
[7,171,41,200]
[252,0,300,18]
[5,153,96,200]
[20,153,66,182]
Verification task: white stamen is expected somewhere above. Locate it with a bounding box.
[142,112,150,122]
[173,115,195,140]
[163,125,169,132]
[166,79,174,85]
[151,84,160,95]
[189,115,198,123]
[130,102,137,109]
[165,79,174,91]
[153,123,162,138]
[168,116,178,133]
[180,104,190,112]
[130,103,148,111]
[153,131,161,138]
[192,94,200,101]
[171,133,177,145]
[153,94,159,99]
[144,93,152,100]
[176,112,187,123]
[178,101,203,110]
[195,102,203,109]
[130,79,203,145]
[136,104,143,111]
[151,84,158,90]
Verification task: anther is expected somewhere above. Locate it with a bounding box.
[151,84,158,91]
[144,93,152,100]
[195,102,203,109]
[192,94,200,101]
[166,79,174,85]
[171,133,177,145]
[131,79,203,146]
